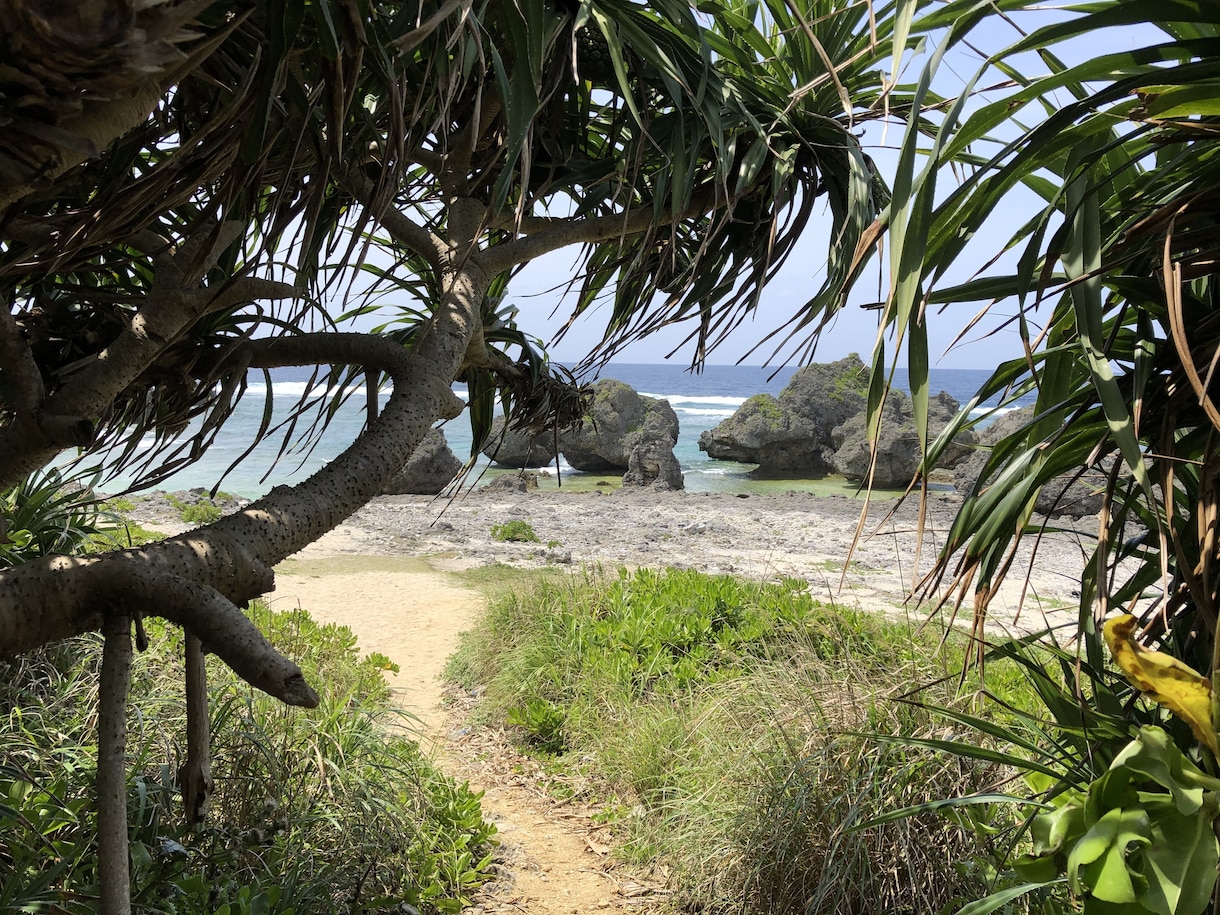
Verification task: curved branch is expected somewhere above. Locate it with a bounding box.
[478,197,712,275]
[1,272,485,702]
[151,572,319,707]
[343,171,446,271]
[0,551,316,706]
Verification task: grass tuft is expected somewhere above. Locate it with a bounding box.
[448,566,1050,914]
[489,520,539,543]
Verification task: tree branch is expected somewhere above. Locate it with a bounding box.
[448,86,503,180]
[153,221,246,291]
[2,286,484,702]
[479,203,685,275]
[206,277,300,315]
[405,146,446,174]
[0,309,44,414]
[0,551,316,705]
[343,171,446,272]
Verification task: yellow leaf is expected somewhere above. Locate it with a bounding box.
[1103,614,1219,758]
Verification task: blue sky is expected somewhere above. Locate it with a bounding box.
[499,7,1166,371]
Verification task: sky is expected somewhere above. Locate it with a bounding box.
[490,7,1166,372]
[498,218,1029,371]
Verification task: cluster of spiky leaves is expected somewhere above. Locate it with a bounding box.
[1,0,911,493]
[861,1,1220,666]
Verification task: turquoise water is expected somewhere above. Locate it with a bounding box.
[96,363,1022,498]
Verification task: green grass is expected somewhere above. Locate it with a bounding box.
[447,566,1056,915]
[741,392,783,420]
[489,519,539,543]
[1,604,496,914]
[104,496,136,514]
[165,494,222,525]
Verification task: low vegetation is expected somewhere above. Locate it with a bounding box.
[164,492,234,526]
[1,604,496,914]
[489,520,540,543]
[447,567,1055,914]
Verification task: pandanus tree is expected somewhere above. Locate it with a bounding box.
[863,2,1220,910]
[0,0,914,908]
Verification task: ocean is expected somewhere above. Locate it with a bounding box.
[98,363,1029,499]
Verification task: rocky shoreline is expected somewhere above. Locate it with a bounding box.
[127,486,1093,633]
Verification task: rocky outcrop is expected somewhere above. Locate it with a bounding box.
[698,355,869,476]
[953,407,1104,518]
[383,427,462,495]
[831,390,975,488]
[559,379,679,472]
[622,433,685,490]
[481,416,558,468]
[481,471,540,492]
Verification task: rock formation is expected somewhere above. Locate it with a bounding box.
[698,354,869,476]
[481,471,540,492]
[383,427,462,495]
[559,378,679,472]
[622,432,685,490]
[481,415,558,468]
[831,389,975,487]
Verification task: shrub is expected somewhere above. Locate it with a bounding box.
[105,496,137,514]
[489,520,539,543]
[0,468,117,567]
[0,605,495,914]
[448,567,1046,914]
[165,494,223,525]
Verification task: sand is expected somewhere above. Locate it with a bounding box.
[327,486,1093,629]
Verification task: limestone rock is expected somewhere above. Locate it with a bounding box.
[481,471,540,492]
[698,355,870,476]
[383,427,462,495]
[481,415,558,468]
[831,389,975,488]
[622,433,685,490]
[559,379,679,472]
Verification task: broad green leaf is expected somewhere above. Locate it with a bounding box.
[1029,790,1089,857]
[1111,727,1220,813]
[1142,798,1219,915]
[1067,806,1151,904]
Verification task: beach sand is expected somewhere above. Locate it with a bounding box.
[308,486,1091,627]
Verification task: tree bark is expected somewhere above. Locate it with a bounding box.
[97,611,133,915]
[0,259,486,701]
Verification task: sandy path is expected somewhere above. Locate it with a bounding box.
[270,533,481,738]
[267,529,662,915]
